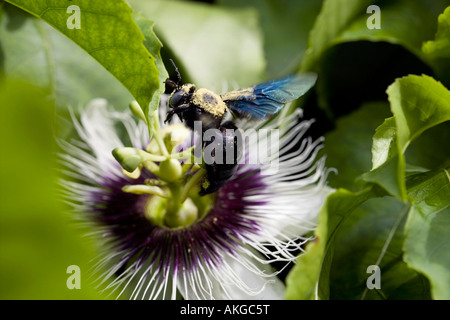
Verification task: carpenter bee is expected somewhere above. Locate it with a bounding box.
[164,60,317,195]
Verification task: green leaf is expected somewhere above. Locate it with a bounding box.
[321,101,391,189]
[423,6,450,58]
[133,12,168,125]
[298,0,449,117]
[390,76,450,148]
[4,0,159,116]
[300,0,374,71]
[217,0,323,79]
[285,187,376,300]
[363,75,450,200]
[363,117,405,198]
[404,122,450,171]
[423,6,450,87]
[370,117,398,170]
[326,197,430,300]
[0,80,106,299]
[286,185,434,300]
[0,4,133,111]
[335,1,446,59]
[403,168,450,299]
[301,0,449,72]
[128,0,266,88]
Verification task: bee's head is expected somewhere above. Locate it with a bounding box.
[168,84,195,109]
[164,58,196,109]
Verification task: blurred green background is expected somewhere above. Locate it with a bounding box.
[0,80,103,299]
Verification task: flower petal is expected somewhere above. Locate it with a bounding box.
[178,248,285,300]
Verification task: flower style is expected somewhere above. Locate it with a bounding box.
[59,97,333,300]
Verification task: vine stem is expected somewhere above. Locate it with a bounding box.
[149,109,169,157]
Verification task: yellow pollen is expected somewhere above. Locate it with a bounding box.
[192,88,226,117]
[182,84,194,93]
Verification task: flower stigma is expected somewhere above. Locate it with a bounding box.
[115,105,213,229]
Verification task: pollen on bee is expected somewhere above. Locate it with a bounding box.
[181,84,195,93]
[192,88,226,117]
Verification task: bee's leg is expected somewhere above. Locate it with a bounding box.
[164,104,191,124]
[164,109,176,124]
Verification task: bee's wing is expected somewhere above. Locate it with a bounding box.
[221,73,317,119]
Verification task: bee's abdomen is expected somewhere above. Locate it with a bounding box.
[200,121,241,195]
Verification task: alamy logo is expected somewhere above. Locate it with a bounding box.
[66,265,81,289]
[67,4,81,30]
[367,5,381,30]
[366,265,381,290]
